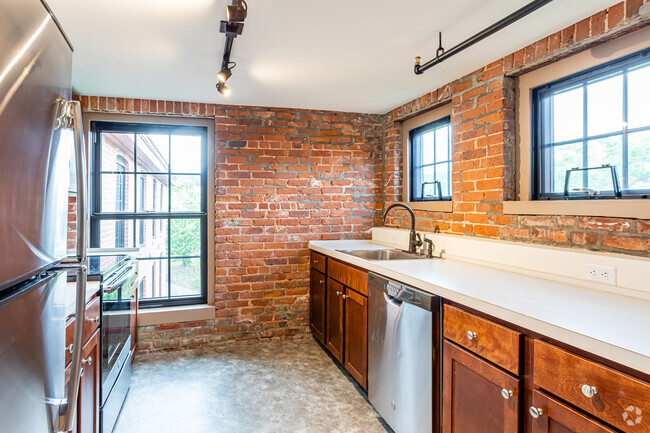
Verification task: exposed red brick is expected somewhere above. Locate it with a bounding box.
[602,236,650,251]
[608,3,625,29]
[625,0,643,18]
[577,217,631,232]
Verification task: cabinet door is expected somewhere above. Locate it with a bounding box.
[344,288,367,390]
[443,341,519,433]
[530,389,616,433]
[325,278,344,363]
[77,329,100,433]
[310,269,327,344]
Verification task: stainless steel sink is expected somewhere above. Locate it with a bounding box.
[336,249,428,260]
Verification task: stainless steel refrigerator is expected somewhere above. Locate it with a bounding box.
[0,0,89,432]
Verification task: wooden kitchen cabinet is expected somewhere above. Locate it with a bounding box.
[65,329,100,433]
[77,329,100,433]
[533,339,650,432]
[309,269,327,344]
[529,389,617,433]
[442,341,520,433]
[64,295,102,433]
[325,277,345,363]
[344,287,367,390]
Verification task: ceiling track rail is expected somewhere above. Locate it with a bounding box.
[414,0,554,75]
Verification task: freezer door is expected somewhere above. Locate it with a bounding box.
[0,0,73,291]
[0,270,67,433]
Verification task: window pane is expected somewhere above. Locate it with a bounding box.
[587,74,623,136]
[421,131,434,165]
[97,219,134,249]
[553,87,583,143]
[101,173,134,213]
[436,162,450,197]
[628,64,650,129]
[587,136,623,191]
[435,126,450,162]
[171,175,201,212]
[101,133,134,173]
[552,141,583,193]
[170,218,201,257]
[138,259,168,300]
[628,130,650,190]
[170,135,202,173]
[136,133,169,173]
[136,174,169,212]
[135,219,168,257]
[171,258,201,298]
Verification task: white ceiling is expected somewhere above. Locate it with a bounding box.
[47,0,617,114]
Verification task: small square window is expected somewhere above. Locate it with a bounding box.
[409,116,452,201]
[533,49,650,200]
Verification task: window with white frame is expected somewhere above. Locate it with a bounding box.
[533,49,650,200]
[409,116,452,201]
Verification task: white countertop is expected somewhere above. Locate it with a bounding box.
[310,240,650,375]
[65,281,101,317]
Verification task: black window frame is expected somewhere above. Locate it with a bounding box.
[409,116,452,202]
[532,48,650,200]
[90,121,208,308]
[115,156,126,247]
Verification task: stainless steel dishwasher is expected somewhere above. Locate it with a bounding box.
[368,272,440,433]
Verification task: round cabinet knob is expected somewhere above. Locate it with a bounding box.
[66,344,74,353]
[89,316,100,324]
[313,260,319,264]
[82,356,92,366]
[342,294,347,299]
[581,384,598,398]
[319,280,325,284]
[466,331,477,340]
[529,407,543,419]
[501,389,514,400]
[335,291,340,296]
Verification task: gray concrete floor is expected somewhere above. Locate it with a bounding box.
[113,338,390,433]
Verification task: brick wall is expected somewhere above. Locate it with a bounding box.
[383,0,650,256]
[75,96,383,350]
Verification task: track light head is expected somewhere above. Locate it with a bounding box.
[227,0,247,22]
[216,82,231,97]
[217,67,232,83]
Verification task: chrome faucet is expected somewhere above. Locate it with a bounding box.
[382,203,422,254]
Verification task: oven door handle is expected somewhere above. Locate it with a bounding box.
[104,265,137,294]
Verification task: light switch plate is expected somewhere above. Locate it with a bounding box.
[584,264,617,285]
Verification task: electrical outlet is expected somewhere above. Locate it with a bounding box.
[584,264,617,285]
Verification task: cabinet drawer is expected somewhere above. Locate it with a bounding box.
[66,295,101,365]
[533,340,650,432]
[443,304,520,375]
[327,259,367,296]
[310,251,326,274]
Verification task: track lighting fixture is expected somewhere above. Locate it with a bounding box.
[216,82,231,97]
[216,0,248,96]
[217,63,234,83]
[226,0,247,22]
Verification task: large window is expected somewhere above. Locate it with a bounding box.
[533,49,650,200]
[91,121,208,308]
[409,116,452,201]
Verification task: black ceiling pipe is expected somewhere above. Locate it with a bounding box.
[414,0,554,75]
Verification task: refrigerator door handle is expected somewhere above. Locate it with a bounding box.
[55,99,88,262]
[52,264,87,433]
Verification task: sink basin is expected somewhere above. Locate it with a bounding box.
[336,249,428,260]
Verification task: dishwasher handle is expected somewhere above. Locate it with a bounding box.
[383,292,403,307]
